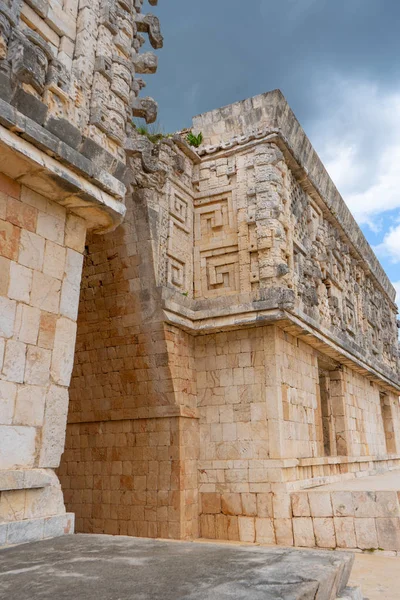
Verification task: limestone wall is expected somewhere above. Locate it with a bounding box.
[0,171,86,544]
[59,139,200,540]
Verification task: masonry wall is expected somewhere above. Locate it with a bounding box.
[59,148,200,540]
[0,171,86,544]
[197,324,400,543]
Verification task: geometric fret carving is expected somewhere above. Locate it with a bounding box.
[194,192,238,298]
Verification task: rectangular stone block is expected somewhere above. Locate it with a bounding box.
[313,517,336,548]
[293,517,315,548]
[354,518,378,550]
[7,518,44,545]
[221,493,242,516]
[376,518,400,551]
[238,516,255,542]
[257,493,273,518]
[43,513,75,539]
[353,492,379,518]
[18,230,45,270]
[241,493,257,516]
[291,492,311,517]
[0,381,17,425]
[334,517,357,549]
[332,492,355,517]
[14,385,46,426]
[255,518,275,544]
[0,426,37,469]
[39,385,69,468]
[274,518,294,546]
[308,492,333,517]
[14,305,41,345]
[201,493,221,514]
[273,493,292,518]
[0,297,16,338]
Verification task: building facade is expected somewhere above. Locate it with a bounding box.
[0,1,399,552]
[59,91,400,548]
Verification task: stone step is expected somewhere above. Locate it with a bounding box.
[0,534,357,600]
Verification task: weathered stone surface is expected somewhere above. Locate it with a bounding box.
[0,536,355,600]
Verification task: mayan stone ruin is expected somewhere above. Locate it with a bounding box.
[0,0,399,558]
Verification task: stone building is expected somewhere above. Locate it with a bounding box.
[0,1,400,553]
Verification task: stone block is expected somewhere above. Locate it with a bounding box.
[43,513,75,539]
[334,517,357,549]
[215,514,228,539]
[7,517,44,545]
[51,317,77,386]
[313,517,336,548]
[308,492,333,517]
[0,426,36,469]
[293,517,315,548]
[354,518,378,549]
[36,212,65,245]
[376,518,400,551]
[0,219,20,260]
[291,492,311,517]
[274,518,294,546]
[2,340,26,383]
[257,493,273,518]
[39,385,69,468]
[14,385,46,426]
[221,493,242,516]
[0,297,16,338]
[0,490,26,522]
[18,229,45,270]
[227,515,239,540]
[24,346,51,385]
[38,312,57,350]
[238,516,255,542]
[332,492,355,517]
[200,514,215,538]
[8,262,32,303]
[241,493,257,516]
[0,381,17,425]
[6,197,37,232]
[31,271,61,314]
[0,256,10,295]
[375,492,400,518]
[64,214,86,253]
[43,240,66,280]
[255,518,275,544]
[353,492,378,518]
[273,493,292,518]
[14,305,41,345]
[201,493,221,514]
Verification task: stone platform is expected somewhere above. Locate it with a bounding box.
[0,534,360,600]
[291,469,400,551]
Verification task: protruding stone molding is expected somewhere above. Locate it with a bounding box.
[159,288,400,394]
[0,468,55,491]
[135,13,163,49]
[0,123,126,232]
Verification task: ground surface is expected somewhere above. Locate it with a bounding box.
[0,534,353,600]
[349,553,400,600]
[310,469,400,491]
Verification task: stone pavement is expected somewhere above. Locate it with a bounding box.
[0,534,356,600]
[349,553,400,600]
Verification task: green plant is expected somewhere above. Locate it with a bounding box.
[186,131,203,148]
[132,119,172,144]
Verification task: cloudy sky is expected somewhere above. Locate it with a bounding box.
[144,0,400,301]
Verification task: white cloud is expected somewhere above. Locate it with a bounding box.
[375,224,400,263]
[307,77,400,226]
